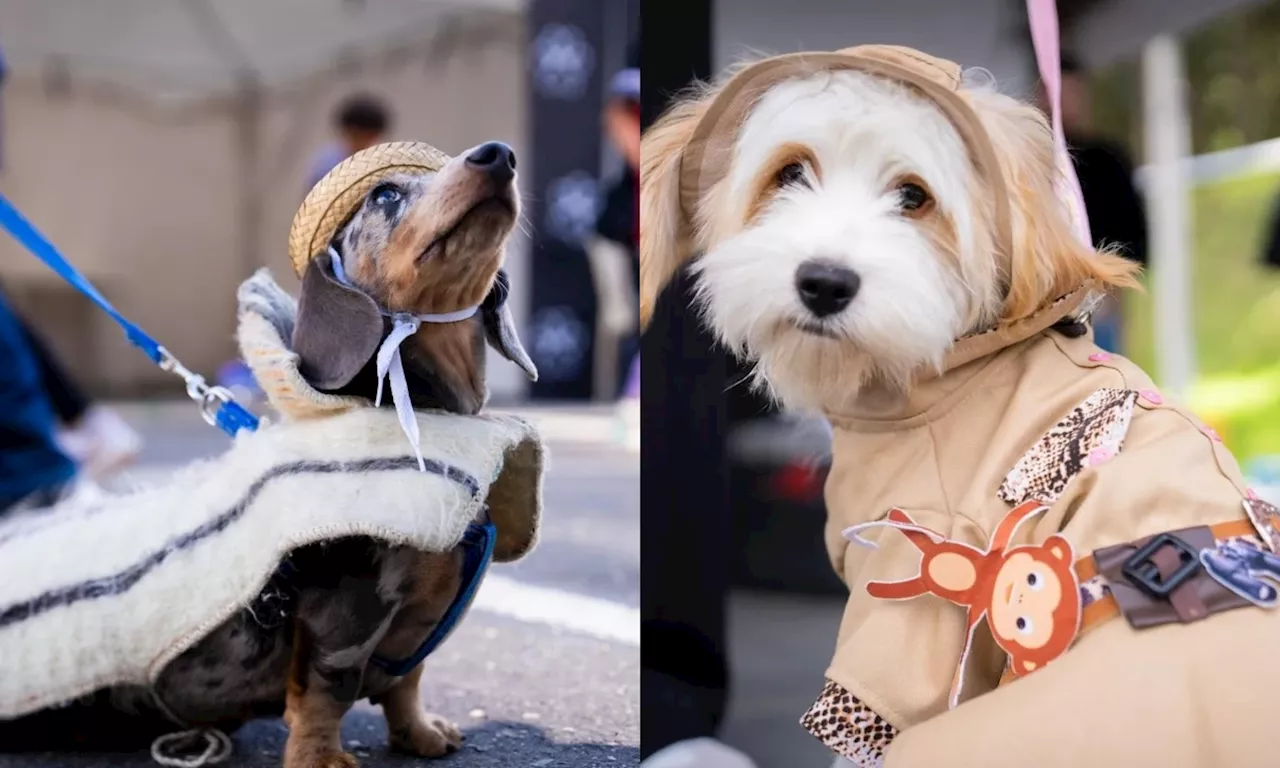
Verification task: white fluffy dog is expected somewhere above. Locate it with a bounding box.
[640,49,1138,413]
[641,46,1280,768]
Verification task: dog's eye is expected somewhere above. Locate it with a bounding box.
[897,182,931,212]
[774,162,809,189]
[371,184,403,207]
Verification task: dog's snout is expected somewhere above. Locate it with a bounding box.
[466,142,517,184]
[795,261,860,318]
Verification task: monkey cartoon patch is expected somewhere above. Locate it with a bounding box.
[844,500,1082,707]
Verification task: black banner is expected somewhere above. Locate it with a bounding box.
[524,0,608,400]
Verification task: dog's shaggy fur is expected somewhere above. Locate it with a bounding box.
[641,65,1139,413]
[1,141,535,768]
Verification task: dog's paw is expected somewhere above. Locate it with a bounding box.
[388,712,464,758]
[284,749,359,768]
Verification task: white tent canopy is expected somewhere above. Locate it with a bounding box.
[0,0,519,106]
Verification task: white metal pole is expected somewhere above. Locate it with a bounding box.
[1141,34,1195,400]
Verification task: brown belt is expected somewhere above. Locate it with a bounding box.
[997,517,1259,687]
[1075,518,1256,632]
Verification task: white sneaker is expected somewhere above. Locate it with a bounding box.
[56,406,143,481]
[64,474,107,506]
[617,397,640,453]
[9,473,105,514]
[641,738,758,768]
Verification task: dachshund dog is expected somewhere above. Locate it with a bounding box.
[1,141,537,768]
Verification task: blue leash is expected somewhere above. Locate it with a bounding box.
[0,193,259,437]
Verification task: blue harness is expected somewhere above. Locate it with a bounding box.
[0,193,491,672]
[370,517,497,676]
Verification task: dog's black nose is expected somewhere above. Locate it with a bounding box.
[795,261,859,317]
[466,141,517,183]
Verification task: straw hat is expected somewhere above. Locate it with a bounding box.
[288,141,451,277]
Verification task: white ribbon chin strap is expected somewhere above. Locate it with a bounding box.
[328,247,480,471]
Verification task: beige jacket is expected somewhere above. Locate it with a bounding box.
[803,293,1280,767]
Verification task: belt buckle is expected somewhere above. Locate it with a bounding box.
[1120,532,1201,599]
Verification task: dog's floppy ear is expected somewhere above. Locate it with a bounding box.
[481,269,538,381]
[640,94,707,330]
[964,89,1142,321]
[292,250,385,391]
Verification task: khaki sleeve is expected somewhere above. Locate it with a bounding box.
[822,508,1001,732]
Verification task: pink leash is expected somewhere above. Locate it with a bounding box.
[1026,0,1093,247]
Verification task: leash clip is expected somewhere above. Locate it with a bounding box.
[0,192,259,440]
[158,347,211,400]
[198,387,232,426]
[158,347,258,436]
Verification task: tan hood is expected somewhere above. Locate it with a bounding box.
[655,44,1099,374]
[678,44,1013,273]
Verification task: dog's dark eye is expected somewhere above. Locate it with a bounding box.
[775,162,809,189]
[897,182,931,212]
[371,184,403,207]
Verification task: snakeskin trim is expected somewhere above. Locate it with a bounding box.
[801,679,897,767]
[998,388,1138,505]
[1078,573,1110,608]
[1245,497,1280,553]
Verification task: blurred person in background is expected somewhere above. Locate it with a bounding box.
[1260,187,1280,269]
[17,313,143,479]
[307,93,394,190]
[0,39,7,170]
[1040,53,1149,353]
[0,41,141,480]
[218,93,394,400]
[601,43,640,183]
[0,291,101,514]
[590,40,640,435]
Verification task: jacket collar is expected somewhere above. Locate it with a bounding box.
[831,283,1095,424]
[934,282,1094,376]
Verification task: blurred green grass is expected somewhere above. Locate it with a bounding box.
[1123,171,1280,462]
